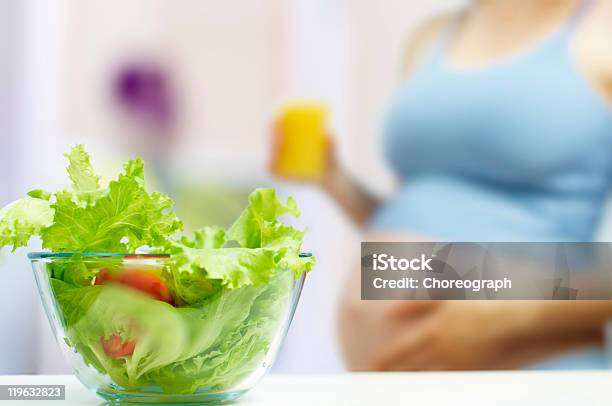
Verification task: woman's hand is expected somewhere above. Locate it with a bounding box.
[339,250,612,371]
[371,301,529,371]
[270,123,380,226]
[370,300,612,371]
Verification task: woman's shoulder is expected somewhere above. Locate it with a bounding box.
[399,10,461,78]
[574,0,612,102]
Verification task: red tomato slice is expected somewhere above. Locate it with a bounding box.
[101,334,136,358]
[117,269,174,304]
[95,268,174,304]
[94,268,113,285]
[95,269,172,358]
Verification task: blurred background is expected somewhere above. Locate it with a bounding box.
[1,0,611,375]
[0,0,464,374]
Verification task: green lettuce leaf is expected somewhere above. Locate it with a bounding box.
[179,226,226,250]
[227,188,299,249]
[65,144,102,205]
[60,284,188,388]
[51,278,103,326]
[0,196,54,251]
[228,188,313,279]
[42,158,182,253]
[27,189,51,201]
[172,247,277,290]
[143,271,292,393]
[0,146,315,396]
[47,256,122,287]
[55,272,292,392]
[166,188,312,303]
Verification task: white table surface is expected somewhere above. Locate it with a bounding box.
[1,372,611,405]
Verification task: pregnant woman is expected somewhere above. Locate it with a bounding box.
[277,0,612,370]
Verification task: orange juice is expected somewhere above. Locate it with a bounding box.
[273,102,329,181]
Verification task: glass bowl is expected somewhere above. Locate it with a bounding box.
[29,252,307,404]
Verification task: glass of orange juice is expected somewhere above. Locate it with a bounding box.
[272,101,329,181]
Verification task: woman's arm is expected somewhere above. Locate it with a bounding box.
[370,300,612,371]
[272,13,458,227]
[320,148,381,227]
[574,0,612,104]
[319,12,459,227]
[512,301,612,343]
[340,243,612,371]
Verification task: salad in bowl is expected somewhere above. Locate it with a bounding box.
[0,146,313,403]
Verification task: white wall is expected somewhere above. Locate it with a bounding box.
[0,1,32,375]
[0,0,67,374]
[342,0,462,196]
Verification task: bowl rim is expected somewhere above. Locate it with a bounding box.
[27,251,313,259]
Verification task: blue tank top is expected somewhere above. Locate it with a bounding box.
[371,1,612,242]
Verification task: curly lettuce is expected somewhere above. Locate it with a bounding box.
[1,145,314,395]
[0,196,54,252]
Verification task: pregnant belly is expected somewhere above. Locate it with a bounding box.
[370,175,572,242]
[339,229,427,370]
